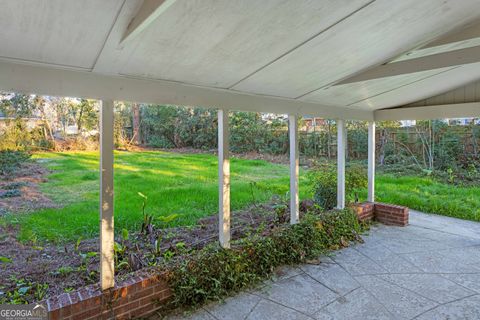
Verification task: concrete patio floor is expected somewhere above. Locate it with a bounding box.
[165,211,480,320]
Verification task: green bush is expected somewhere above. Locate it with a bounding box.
[165,210,366,308]
[0,119,50,152]
[310,162,367,210]
[0,189,21,198]
[0,150,31,176]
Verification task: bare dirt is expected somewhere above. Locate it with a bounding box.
[0,162,58,216]
[0,200,311,303]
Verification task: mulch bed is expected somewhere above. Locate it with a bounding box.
[0,162,58,216]
[0,200,309,304]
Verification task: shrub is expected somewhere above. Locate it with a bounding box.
[165,210,366,308]
[0,189,21,198]
[0,150,31,176]
[310,162,367,210]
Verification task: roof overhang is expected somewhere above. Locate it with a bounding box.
[1,0,480,121]
[0,60,373,120]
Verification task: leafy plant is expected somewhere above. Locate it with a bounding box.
[4,181,27,190]
[138,192,155,234]
[51,266,73,277]
[122,228,129,241]
[0,189,21,198]
[309,162,367,210]
[0,277,49,304]
[158,213,180,228]
[165,209,367,308]
[0,256,12,263]
[447,168,455,184]
[74,237,82,252]
[0,150,31,176]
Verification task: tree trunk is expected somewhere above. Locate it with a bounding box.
[132,103,141,145]
[379,129,387,166]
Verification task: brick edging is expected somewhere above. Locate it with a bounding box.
[42,272,172,320]
[351,202,409,226]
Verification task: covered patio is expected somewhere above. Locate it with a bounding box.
[1,0,480,318]
[164,211,480,320]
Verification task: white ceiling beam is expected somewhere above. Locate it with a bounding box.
[120,0,177,45]
[374,102,480,121]
[422,20,480,49]
[337,45,480,85]
[0,60,373,120]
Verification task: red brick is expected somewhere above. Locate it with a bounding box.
[129,303,156,319]
[72,306,102,320]
[60,305,72,318]
[71,295,101,315]
[48,309,60,320]
[113,300,140,316]
[129,287,154,302]
[154,283,169,293]
[373,202,409,226]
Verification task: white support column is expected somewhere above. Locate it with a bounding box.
[218,109,230,248]
[337,119,346,210]
[367,121,376,202]
[100,100,114,290]
[289,114,299,224]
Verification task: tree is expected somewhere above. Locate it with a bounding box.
[132,103,141,145]
[71,99,98,133]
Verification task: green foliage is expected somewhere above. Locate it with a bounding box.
[51,266,74,277]
[0,189,21,198]
[0,277,49,304]
[166,210,366,307]
[4,182,27,190]
[309,162,367,210]
[0,256,12,263]
[0,150,31,176]
[141,105,217,149]
[0,93,34,118]
[0,119,49,151]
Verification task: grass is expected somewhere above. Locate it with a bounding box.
[4,151,310,243]
[359,174,480,222]
[3,151,479,243]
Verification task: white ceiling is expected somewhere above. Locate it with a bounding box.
[1,0,480,118]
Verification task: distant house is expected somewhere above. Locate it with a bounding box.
[302,116,326,132]
[0,110,42,131]
[400,120,416,127]
[400,118,479,127]
[447,118,476,126]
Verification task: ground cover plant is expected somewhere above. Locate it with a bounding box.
[165,209,367,309]
[1,151,310,243]
[0,197,365,305]
[0,150,31,176]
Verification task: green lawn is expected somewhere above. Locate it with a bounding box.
[359,174,480,222]
[4,151,310,243]
[4,151,479,244]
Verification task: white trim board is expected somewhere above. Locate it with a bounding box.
[374,102,480,121]
[0,60,373,120]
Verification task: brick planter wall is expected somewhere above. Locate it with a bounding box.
[350,202,375,222]
[351,202,409,226]
[43,273,171,320]
[374,202,409,226]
